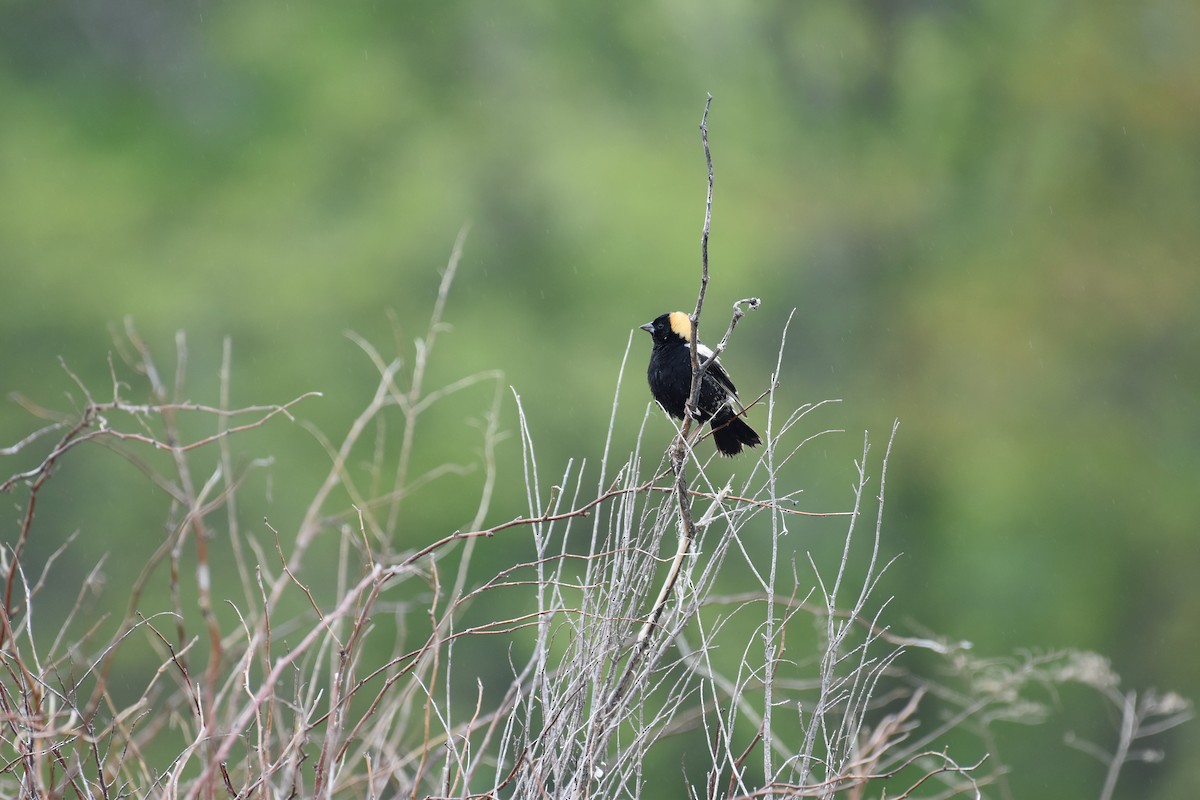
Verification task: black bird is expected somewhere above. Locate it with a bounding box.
[640,311,761,456]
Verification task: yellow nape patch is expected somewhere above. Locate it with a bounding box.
[668,311,694,340]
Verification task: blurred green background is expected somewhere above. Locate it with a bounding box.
[1,0,1197,796]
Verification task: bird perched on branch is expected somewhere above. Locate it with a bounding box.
[640,311,761,457]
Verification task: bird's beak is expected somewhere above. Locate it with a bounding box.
[639,322,654,333]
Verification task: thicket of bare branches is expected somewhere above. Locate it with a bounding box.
[1,103,1189,799]
[1,250,1190,799]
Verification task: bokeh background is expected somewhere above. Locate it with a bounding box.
[1,1,1197,796]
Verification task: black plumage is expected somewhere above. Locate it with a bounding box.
[640,311,761,457]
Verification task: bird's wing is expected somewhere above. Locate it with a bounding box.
[690,341,740,399]
[707,359,740,400]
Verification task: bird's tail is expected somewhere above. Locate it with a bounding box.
[710,408,762,457]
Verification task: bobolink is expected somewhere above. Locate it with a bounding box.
[640,311,761,457]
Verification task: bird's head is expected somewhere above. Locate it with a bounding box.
[639,311,693,345]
